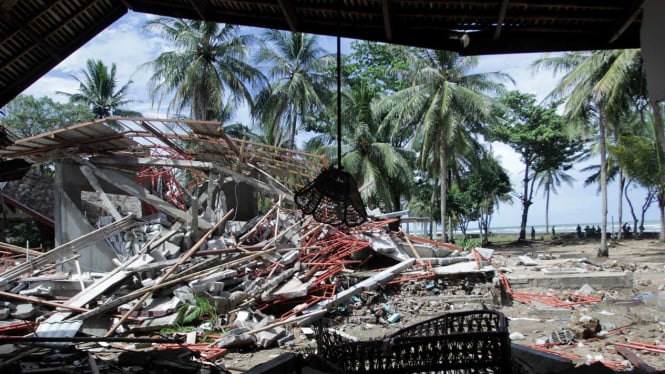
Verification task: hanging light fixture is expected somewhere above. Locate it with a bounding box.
[294,24,367,227]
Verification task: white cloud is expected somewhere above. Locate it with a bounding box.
[23,12,170,117]
[23,76,79,103]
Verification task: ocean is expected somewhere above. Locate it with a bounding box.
[402,220,661,236]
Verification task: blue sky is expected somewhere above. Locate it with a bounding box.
[19,10,660,229]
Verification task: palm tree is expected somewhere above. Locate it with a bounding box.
[253,30,332,149]
[533,49,646,256]
[613,129,665,241]
[57,59,137,118]
[142,18,264,121]
[379,49,510,242]
[536,167,575,234]
[612,107,665,241]
[343,82,413,211]
[580,109,645,239]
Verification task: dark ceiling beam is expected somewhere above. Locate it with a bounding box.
[608,0,644,44]
[455,33,636,56]
[493,0,510,40]
[1,0,116,73]
[277,0,299,32]
[0,0,61,46]
[0,15,61,61]
[381,0,393,41]
[0,3,127,109]
[507,1,621,11]
[189,0,211,20]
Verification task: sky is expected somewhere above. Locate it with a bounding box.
[17,10,661,229]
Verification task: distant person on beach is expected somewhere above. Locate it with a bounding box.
[584,225,591,238]
[552,226,556,238]
[576,224,582,239]
[531,226,535,240]
[622,223,631,238]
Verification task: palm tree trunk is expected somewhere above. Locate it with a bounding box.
[289,112,298,149]
[392,192,401,212]
[545,187,550,234]
[651,100,665,157]
[448,219,454,243]
[518,161,531,241]
[617,172,625,240]
[439,141,448,242]
[624,179,639,234]
[659,191,665,242]
[429,180,437,240]
[598,110,609,256]
[650,100,665,242]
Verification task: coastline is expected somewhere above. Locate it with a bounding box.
[403,220,661,239]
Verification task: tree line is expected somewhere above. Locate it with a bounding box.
[1,18,663,256]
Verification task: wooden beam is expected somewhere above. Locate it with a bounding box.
[616,346,657,373]
[277,0,299,31]
[0,290,91,313]
[608,0,644,43]
[91,156,293,199]
[298,259,415,326]
[46,228,176,323]
[0,215,137,287]
[79,165,123,222]
[83,161,213,230]
[0,242,42,258]
[381,0,393,41]
[246,163,293,195]
[494,0,510,40]
[189,0,210,20]
[212,164,293,200]
[91,156,214,170]
[137,120,188,156]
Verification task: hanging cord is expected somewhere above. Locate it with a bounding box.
[336,7,342,170]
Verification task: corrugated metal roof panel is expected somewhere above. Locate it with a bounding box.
[34,320,83,338]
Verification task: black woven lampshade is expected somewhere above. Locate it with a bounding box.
[295,19,367,227]
[295,168,367,227]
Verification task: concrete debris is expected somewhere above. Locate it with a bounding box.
[518,255,539,266]
[564,311,602,339]
[576,284,595,296]
[11,303,36,319]
[510,331,526,341]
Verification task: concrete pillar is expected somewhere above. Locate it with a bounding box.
[54,160,117,273]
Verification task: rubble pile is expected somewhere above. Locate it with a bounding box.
[0,205,501,372]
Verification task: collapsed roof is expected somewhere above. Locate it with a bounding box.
[0,117,327,198]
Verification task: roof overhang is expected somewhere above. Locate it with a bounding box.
[0,0,646,109]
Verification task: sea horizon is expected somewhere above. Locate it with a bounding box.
[402,220,661,236]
